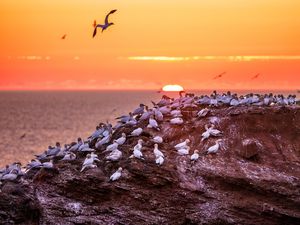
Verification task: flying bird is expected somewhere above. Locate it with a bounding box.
[93,9,117,37]
[61,34,67,40]
[213,72,226,80]
[251,73,260,80]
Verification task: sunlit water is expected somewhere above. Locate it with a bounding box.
[0,90,297,167]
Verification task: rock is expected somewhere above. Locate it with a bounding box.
[0,105,300,224]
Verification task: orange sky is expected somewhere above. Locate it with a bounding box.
[0,0,299,90]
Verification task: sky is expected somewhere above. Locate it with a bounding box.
[0,0,299,90]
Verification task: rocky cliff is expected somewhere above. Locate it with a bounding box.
[0,105,300,225]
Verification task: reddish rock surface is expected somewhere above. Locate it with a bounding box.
[0,105,300,224]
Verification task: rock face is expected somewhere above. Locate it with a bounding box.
[1,105,300,225]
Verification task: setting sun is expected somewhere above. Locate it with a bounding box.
[162,84,184,92]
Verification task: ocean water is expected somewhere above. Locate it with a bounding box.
[0,90,297,167]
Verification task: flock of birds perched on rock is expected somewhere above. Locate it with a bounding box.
[0,91,298,186]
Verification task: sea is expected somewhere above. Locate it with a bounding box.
[0,90,298,167]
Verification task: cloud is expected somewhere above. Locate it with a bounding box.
[125,55,300,62]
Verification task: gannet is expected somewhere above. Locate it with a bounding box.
[95,135,111,149]
[170,117,183,125]
[213,71,226,79]
[197,108,210,117]
[139,107,153,121]
[105,140,119,152]
[130,127,143,137]
[153,136,163,144]
[177,146,190,155]
[201,124,211,141]
[230,98,239,106]
[153,143,164,158]
[115,133,126,145]
[153,108,164,121]
[130,139,144,159]
[133,104,145,116]
[174,139,190,150]
[148,116,160,130]
[191,150,199,161]
[46,142,61,156]
[209,125,222,136]
[106,149,122,161]
[1,169,18,181]
[80,154,97,172]
[61,152,76,161]
[93,9,117,37]
[42,160,54,169]
[25,159,42,172]
[207,139,222,154]
[155,155,164,165]
[170,109,182,117]
[69,138,84,152]
[159,105,171,115]
[110,167,122,181]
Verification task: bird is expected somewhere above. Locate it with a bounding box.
[93,9,117,37]
[110,167,122,181]
[251,73,260,80]
[105,141,119,152]
[106,149,122,161]
[42,160,54,169]
[61,152,76,161]
[148,116,160,130]
[213,72,226,80]
[174,139,190,150]
[20,133,26,139]
[114,133,126,145]
[130,139,144,160]
[177,146,190,155]
[153,136,163,144]
[1,169,19,181]
[130,127,143,137]
[191,150,199,161]
[61,34,67,40]
[95,135,111,149]
[153,143,164,158]
[155,155,164,165]
[207,139,222,154]
[197,108,210,117]
[80,154,97,172]
[93,20,97,28]
[170,117,184,125]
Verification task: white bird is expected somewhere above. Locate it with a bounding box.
[110,167,122,181]
[153,108,164,121]
[105,141,119,152]
[93,9,117,37]
[61,152,76,161]
[106,149,122,161]
[155,155,164,165]
[95,135,111,149]
[170,109,182,117]
[149,116,160,130]
[131,139,144,159]
[191,150,199,161]
[177,146,190,155]
[115,133,126,145]
[153,143,164,158]
[90,152,100,160]
[130,127,143,137]
[170,117,184,125]
[42,160,54,169]
[1,169,18,181]
[80,154,97,172]
[207,140,222,154]
[153,135,163,143]
[197,108,210,117]
[174,139,190,150]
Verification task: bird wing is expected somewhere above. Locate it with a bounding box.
[93,27,98,38]
[105,9,117,24]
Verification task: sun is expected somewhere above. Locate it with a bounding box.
[162,84,184,92]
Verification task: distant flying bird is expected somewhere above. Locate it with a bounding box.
[20,133,26,139]
[93,9,117,38]
[61,34,67,40]
[251,73,260,80]
[213,72,226,80]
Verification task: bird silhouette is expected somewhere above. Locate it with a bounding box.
[93,9,117,38]
[213,72,226,80]
[61,34,67,40]
[251,73,260,80]
[93,20,97,28]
